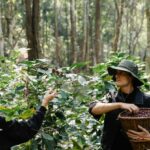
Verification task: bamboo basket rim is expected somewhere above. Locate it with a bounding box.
[118,108,150,120]
[130,139,150,143]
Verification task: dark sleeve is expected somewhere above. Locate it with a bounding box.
[144,93,150,107]
[89,95,110,120]
[5,106,47,145]
[0,116,7,129]
[89,101,102,120]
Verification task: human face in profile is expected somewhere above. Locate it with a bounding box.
[115,70,133,88]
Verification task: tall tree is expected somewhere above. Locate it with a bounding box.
[65,0,70,65]
[112,0,124,52]
[0,11,4,56]
[146,0,150,75]
[89,1,95,65]
[70,0,77,65]
[82,0,89,63]
[94,0,102,64]
[54,0,61,66]
[24,0,41,60]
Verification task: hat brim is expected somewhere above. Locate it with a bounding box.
[107,66,143,86]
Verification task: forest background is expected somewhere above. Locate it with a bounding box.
[0,0,150,149]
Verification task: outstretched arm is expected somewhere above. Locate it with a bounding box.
[2,89,57,146]
[90,102,139,115]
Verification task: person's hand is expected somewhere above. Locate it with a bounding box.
[120,103,139,113]
[127,125,150,142]
[42,89,57,108]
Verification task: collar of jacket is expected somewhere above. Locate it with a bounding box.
[116,88,144,105]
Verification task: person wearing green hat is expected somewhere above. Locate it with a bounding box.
[89,60,150,150]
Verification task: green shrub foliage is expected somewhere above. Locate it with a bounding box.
[0,52,149,150]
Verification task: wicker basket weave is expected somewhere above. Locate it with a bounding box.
[130,140,150,150]
[118,108,150,150]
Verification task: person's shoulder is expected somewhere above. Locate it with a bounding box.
[142,91,150,107]
[144,91,150,100]
[136,88,150,100]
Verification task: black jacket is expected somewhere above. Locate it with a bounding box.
[89,88,150,150]
[0,106,46,150]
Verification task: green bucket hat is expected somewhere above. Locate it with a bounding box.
[107,60,143,86]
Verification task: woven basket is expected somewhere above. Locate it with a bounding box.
[130,140,150,150]
[118,108,150,150]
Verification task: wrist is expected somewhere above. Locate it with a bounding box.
[41,104,48,110]
[117,102,123,109]
[41,100,48,108]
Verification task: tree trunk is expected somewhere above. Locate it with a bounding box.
[94,0,102,64]
[65,0,70,65]
[4,1,16,52]
[89,4,94,65]
[82,0,89,63]
[0,11,4,56]
[112,0,124,52]
[54,0,61,66]
[24,0,41,60]
[146,1,150,75]
[70,0,76,65]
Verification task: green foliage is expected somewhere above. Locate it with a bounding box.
[0,52,149,149]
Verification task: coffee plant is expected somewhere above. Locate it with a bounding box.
[0,52,149,150]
